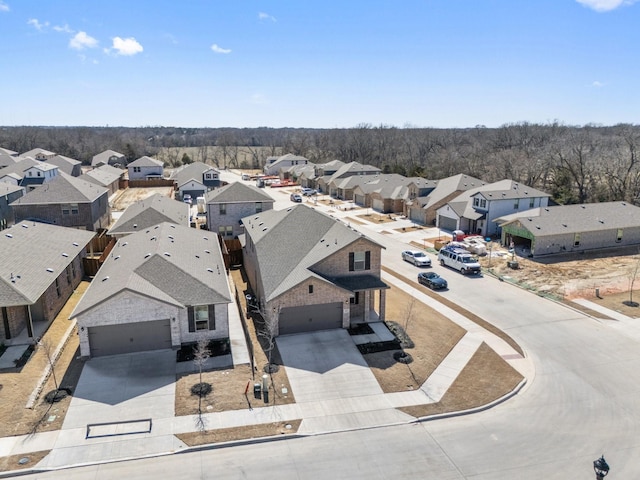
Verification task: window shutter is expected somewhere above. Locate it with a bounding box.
[365,251,371,270]
[208,304,215,330]
[349,252,354,271]
[187,307,195,332]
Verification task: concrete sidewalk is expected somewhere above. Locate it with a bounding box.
[0,272,533,474]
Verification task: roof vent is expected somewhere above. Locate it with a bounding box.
[122,242,128,246]
[21,224,28,228]
[195,254,200,258]
[46,268,54,273]
[562,223,567,227]
[168,235,174,240]
[163,252,171,257]
[133,224,137,228]
[262,228,267,232]
[205,250,210,254]
[535,225,540,229]
[114,255,121,260]
[5,233,12,238]
[203,237,208,241]
[102,276,109,282]
[581,205,586,209]
[144,253,151,258]
[62,253,69,257]
[150,236,156,241]
[599,219,604,224]
[207,268,213,272]
[73,242,79,246]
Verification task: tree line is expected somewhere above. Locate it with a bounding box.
[1,122,639,205]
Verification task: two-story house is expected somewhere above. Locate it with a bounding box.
[170,162,221,201]
[263,153,310,176]
[45,155,82,177]
[10,173,111,231]
[108,193,189,239]
[205,181,274,238]
[71,223,232,357]
[21,148,56,161]
[127,156,164,180]
[436,179,550,237]
[91,149,126,168]
[20,163,59,190]
[80,164,124,196]
[241,205,388,336]
[321,162,382,198]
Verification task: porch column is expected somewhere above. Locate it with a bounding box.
[379,289,386,322]
[25,305,34,338]
[342,299,350,328]
[363,290,370,322]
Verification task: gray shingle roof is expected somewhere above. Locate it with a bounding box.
[0,183,24,197]
[243,205,382,302]
[108,194,189,235]
[328,162,381,182]
[0,222,95,306]
[10,172,107,205]
[0,158,39,179]
[474,179,550,201]
[72,223,231,317]
[417,174,485,209]
[169,162,217,187]
[80,164,123,187]
[0,153,20,168]
[91,150,125,167]
[205,181,275,204]
[46,155,81,176]
[21,148,55,158]
[495,201,640,236]
[0,147,18,156]
[128,156,164,168]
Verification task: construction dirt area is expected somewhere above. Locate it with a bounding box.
[110,187,174,212]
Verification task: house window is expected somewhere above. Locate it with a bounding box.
[309,285,314,294]
[66,265,72,284]
[514,199,520,209]
[29,171,33,176]
[529,198,535,208]
[188,305,215,332]
[37,171,41,177]
[473,198,479,207]
[349,251,371,271]
[255,202,263,213]
[616,229,623,243]
[133,166,141,173]
[574,233,581,247]
[55,278,61,297]
[219,204,226,215]
[61,205,70,215]
[70,203,79,215]
[350,292,360,304]
[218,226,233,237]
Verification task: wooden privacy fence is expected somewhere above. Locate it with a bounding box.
[127,179,176,188]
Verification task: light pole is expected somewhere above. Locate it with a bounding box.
[593,455,610,480]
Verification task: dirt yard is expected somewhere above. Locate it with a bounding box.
[110,187,174,211]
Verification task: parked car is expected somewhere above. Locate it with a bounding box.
[418,271,448,290]
[301,187,317,196]
[183,194,192,204]
[290,193,302,203]
[401,250,432,267]
[437,245,481,275]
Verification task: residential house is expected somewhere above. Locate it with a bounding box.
[494,201,640,257]
[108,193,189,238]
[91,149,126,168]
[127,156,164,180]
[0,153,21,169]
[0,158,39,186]
[241,205,388,336]
[436,179,550,237]
[0,183,25,230]
[0,147,18,156]
[407,174,483,226]
[352,174,419,213]
[170,162,220,200]
[0,222,94,342]
[21,148,56,161]
[205,181,274,238]
[292,164,316,188]
[10,172,111,231]
[71,223,232,357]
[20,163,59,190]
[80,164,124,196]
[45,155,82,177]
[300,159,344,191]
[321,162,381,198]
[263,153,310,176]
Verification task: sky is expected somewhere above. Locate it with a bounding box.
[0,0,639,129]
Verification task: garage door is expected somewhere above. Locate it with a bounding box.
[279,303,343,335]
[88,319,172,357]
[409,207,424,224]
[438,215,458,232]
[354,194,365,206]
[372,199,384,211]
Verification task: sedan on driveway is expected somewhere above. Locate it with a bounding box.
[401,250,432,267]
[418,271,448,290]
[290,193,302,202]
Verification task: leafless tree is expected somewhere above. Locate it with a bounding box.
[625,253,640,307]
[192,336,211,431]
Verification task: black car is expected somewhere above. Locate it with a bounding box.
[418,271,448,290]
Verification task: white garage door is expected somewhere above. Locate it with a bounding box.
[279,303,343,335]
[88,319,172,357]
[372,199,384,211]
[438,215,458,232]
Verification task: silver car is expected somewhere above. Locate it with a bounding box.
[401,250,432,267]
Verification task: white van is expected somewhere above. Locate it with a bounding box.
[437,245,481,275]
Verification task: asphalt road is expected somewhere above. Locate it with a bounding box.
[22,172,638,478]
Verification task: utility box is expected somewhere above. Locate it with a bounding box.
[253,383,261,399]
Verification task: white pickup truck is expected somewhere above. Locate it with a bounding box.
[437,245,482,275]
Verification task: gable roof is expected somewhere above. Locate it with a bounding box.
[495,201,640,236]
[0,147,18,156]
[243,205,382,301]
[417,174,485,209]
[80,164,124,187]
[72,223,231,317]
[45,155,82,176]
[0,183,25,197]
[327,161,381,182]
[270,153,309,168]
[0,222,95,307]
[0,158,39,179]
[205,181,274,204]
[108,193,189,236]
[21,148,55,158]
[91,149,125,167]
[0,153,21,168]
[10,172,107,205]
[170,162,217,187]
[473,179,550,201]
[128,156,163,168]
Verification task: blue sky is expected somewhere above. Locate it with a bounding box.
[0,0,639,128]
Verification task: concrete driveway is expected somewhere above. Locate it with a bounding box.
[276,329,383,403]
[61,350,176,430]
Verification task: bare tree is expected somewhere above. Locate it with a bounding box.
[191,336,211,431]
[624,253,640,307]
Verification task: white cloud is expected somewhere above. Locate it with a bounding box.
[53,24,73,33]
[69,31,98,50]
[110,36,143,56]
[211,43,231,54]
[0,2,9,12]
[592,80,605,87]
[27,18,49,31]
[250,93,269,105]
[258,12,276,22]
[576,0,639,12]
